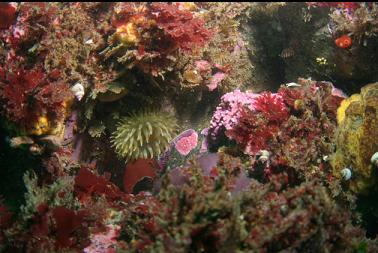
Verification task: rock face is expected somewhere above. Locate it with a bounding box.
[332,83,378,193]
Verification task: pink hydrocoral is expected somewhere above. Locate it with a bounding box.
[0,67,71,129]
[224,80,344,182]
[149,3,213,52]
[216,91,289,156]
[195,60,211,72]
[175,130,198,156]
[208,89,260,141]
[208,72,226,91]
[84,225,120,253]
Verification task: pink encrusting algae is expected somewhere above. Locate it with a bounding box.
[174,130,198,156]
[84,225,120,253]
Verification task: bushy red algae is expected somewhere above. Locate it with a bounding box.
[149,3,213,52]
[75,167,129,202]
[0,67,71,130]
[52,206,88,249]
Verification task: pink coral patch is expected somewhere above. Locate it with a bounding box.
[195,60,211,72]
[207,72,226,91]
[175,131,198,156]
[84,225,120,253]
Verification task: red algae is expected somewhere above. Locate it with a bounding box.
[0,2,378,252]
[123,159,158,193]
[75,167,129,201]
[149,3,213,52]
[52,206,87,248]
[0,67,71,130]
[0,3,16,29]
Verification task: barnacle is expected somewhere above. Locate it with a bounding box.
[111,111,178,162]
[371,152,378,166]
[341,168,352,180]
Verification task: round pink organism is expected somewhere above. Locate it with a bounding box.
[195,60,211,72]
[175,130,198,156]
[207,72,226,91]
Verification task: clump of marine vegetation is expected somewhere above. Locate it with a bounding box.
[0,2,378,253]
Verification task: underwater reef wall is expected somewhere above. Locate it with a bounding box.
[0,2,378,253]
[242,2,378,93]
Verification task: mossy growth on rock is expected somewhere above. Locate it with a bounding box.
[111,111,177,162]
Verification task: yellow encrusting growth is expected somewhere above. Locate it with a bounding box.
[116,22,140,45]
[331,83,378,194]
[28,116,51,136]
[27,98,73,137]
[180,2,197,11]
[336,93,361,124]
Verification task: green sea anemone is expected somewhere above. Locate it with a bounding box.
[111,111,177,161]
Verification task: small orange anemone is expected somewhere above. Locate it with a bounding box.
[335,35,352,49]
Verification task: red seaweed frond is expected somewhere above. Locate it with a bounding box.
[149,3,213,52]
[0,3,17,30]
[123,159,158,194]
[52,206,88,249]
[74,167,129,203]
[112,2,146,28]
[253,92,289,123]
[226,107,280,156]
[0,67,71,129]
[0,201,12,232]
[278,86,305,108]
[3,3,58,50]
